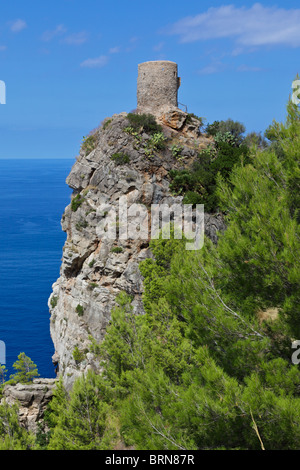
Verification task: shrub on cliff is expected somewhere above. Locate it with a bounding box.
[81,131,99,156]
[206,118,246,145]
[71,193,85,212]
[110,153,130,165]
[127,112,162,135]
[169,138,249,212]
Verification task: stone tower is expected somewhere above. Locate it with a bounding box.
[137,60,180,116]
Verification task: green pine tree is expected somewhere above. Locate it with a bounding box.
[10,353,39,384]
[47,372,119,450]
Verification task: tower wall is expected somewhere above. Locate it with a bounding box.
[137,61,180,115]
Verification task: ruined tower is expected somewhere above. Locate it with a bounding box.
[137,60,180,116]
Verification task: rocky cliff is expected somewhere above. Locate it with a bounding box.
[2,379,57,434]
[48,107,225,390]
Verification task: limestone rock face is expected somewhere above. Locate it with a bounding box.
[2,379,57,434]
[159,106,188,131]
[48,112,225,390]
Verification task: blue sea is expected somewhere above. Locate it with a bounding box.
[0,159,73,379]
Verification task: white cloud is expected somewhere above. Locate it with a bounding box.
[108,46,120,54]
[42,24,67,42]
[153,42,165,52]
[197,62,226,75]
[63,31,88,45]
[80,55,109,68]
[165,3,300,48]
[10,19,27,33]
[0,46,7,51]
[237,64,264,72]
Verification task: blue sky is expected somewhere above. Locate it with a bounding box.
[0,0,300,158]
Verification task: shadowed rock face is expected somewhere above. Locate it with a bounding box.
[48,111,225,390]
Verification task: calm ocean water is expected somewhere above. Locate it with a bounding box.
[0,159,73,379]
